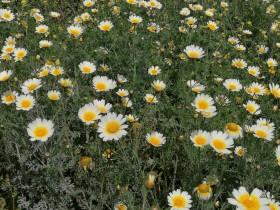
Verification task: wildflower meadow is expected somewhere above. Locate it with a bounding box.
[0,0,280,209]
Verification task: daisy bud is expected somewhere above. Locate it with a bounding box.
[276,139,280,145]
[36,55,40,60]
[79,156,93,170]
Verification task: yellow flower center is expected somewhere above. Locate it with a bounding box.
[234,62,244,68]
[17,51,25,58]
[246,104,256,113]
[0,75,10,81]
[253,87,261,93]
[70,29,81,36]
[33,126,49,138]
[255,130,267,139]
[5,47,14,53]
[98,106,107,113]
[130,18,140,23]
[237,194,261,210]
[20,99,32,108]
[208,23,217,30]
[267,61,274,67]
[4,94,15,103]
[237,149,245,155]
[248,69,256,75]
[172,195,187,208]
[96,82,107,91]
[4,13,11,19]
[194,135,207,146]
[101,24,111,31]
[269,203,278,210]
[85,2,93,6]
[83,111,96,122]
[28,83,38,91]
[49,94,59,100]
[188,51,199,58]
[39,70,49,77]
[212,139,226,150]
[118,204,126,210]
[82,66,91,73]
[52,69,62,76]
[105,121,120,134]
[197,100,209,110]
[271,89,280,98]
[197,183,211,193]
[149,137,161,146]
[228,84,237,90]
[38,28,47,33]
[226,123,239,132]
[150,69,158,74]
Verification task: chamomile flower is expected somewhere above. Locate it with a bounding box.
[243,30,252,35]
[145,94,158,103]
[13,48,27,61]
[122,97,133,107]
[180,8,191,16]
[232,59,247,69]
[228,37,239,45]
[192,93,215,113]
[257,45,269,54]
[223,79,242,92]
[27,118,54,142]
[275,146,280,166]
[39,40,53,48]
[98,20,113,31]
[114,203,127,210]
[49,11,61,18]
[234,44,246,51]
[16,94,35,111]
[194,182,212,200]
[2,44,15,54]
[78,103,101,125]
[116,89,129,97]
[148,0,162,9]
[266,58,278,67]
[187,80,205,93]
[21,78,42,94]
[146,132,166,147]
[83,0,95,7]
[97,112,128,141]
[168,189,192,210]
[256,118,275,131]
[33,13,44,22]
[126,114,138,122]
[243,100,261,115]
[1,91,18,105]
[35,25,49,34]
[59,78,72,87]
[184,45,205,59]
[234,146,247,156]
[221,2,229,7]
[152,80,166,92]
[126,0,138,4]
[186,17,197,25]
[1,9,14,21]
[252,125,274,141]
[227,187,269,210]
[147,22,160,33]
[269,83,280,98]
[190,130,210,148]
[79,61,96,74]
[215,95,230,106]
[92,76,117,92]
[248,82,266,96]
[205,9,214,17]
[0,70,12,81]
[148,66,161,75]
[207,21,219,31]
[128,15,143,24]
[67,25,84,37]
[225,123,243,139]
[210,131,234,154]
[5,36,16,46]
[247,66,260,77]
[50,66,64,76]
[93,99,112,114]
[81,12,91,21]
[47,90,61,101]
